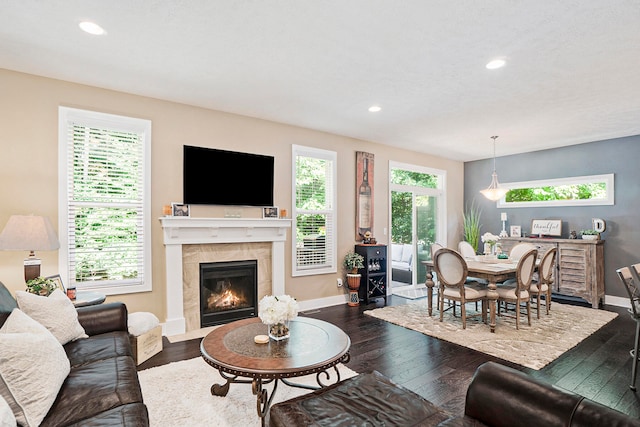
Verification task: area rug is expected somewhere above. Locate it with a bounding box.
[138,357,357,426]
[364,301,617,370]
[393,287,429,300]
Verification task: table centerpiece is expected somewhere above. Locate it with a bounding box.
[258,294,299,341]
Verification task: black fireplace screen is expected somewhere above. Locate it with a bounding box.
[199,260,258,327]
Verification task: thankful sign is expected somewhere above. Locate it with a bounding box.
[531,219,562,236]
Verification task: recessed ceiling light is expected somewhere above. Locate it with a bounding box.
[368,105,382,112]
[79,21,106,35]
[486,59,506,70]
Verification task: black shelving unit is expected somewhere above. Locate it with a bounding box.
[355,244,387,304]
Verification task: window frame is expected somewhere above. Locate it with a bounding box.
[497,174,614,208]
[58,107,152,295]
[291,144,337,277]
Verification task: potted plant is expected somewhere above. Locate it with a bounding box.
[462,201,482,254]
[580,229,600,240]
[343,251,365,306]
[343,251,365,274]
[25,276,58,296]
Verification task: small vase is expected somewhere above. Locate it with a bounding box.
[268,321,290,341]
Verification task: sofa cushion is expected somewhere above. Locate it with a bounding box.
[41,355,144,427]
[401,244,413,263]
[0,309,70,427]
[62,403,148,427]
[391,244,404,262]
[16,289,87,345]
[65,331,133,367]
[391,260,411,271]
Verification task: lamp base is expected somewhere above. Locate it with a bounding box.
[24,257,41,282]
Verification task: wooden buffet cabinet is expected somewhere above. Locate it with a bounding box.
[499,237,605,308]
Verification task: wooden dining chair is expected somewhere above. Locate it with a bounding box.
[433,248,487,329]
[499,242,537,289]
[530,247,557,318]
[496,248,537,330]
[458,241,476,258]
[617,266,640,390]
[508,242,536,261]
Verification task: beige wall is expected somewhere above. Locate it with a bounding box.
[0,68,464,321]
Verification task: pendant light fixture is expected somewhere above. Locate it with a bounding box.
[479,136,509,201]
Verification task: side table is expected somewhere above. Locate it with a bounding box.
[72,290,106,307]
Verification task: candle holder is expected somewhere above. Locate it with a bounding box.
[499,213,508,238]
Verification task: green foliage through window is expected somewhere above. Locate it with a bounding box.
[499,174,614,207]
[61,106,150,291]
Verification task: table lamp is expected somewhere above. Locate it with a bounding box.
[0,215,60,282]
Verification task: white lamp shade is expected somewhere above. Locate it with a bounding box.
[0,215,60,252]
[480,171,509,202]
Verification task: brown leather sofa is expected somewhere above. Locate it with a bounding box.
[459,361,640,427]
[269,362,640,427]
[0,283,149,426]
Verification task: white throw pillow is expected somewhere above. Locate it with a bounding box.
[0,395,16,427]
[16,289,87,345]
[128,312,160,336]
[0,309,70,427]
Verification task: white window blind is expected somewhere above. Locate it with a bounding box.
[59,107,151,294]
[292,145,337,276]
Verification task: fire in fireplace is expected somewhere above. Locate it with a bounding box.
[199,260,258,327]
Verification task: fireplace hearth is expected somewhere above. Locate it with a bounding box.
[200,260,258,327]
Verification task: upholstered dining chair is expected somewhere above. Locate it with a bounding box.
[496,248,537,330]
[508,242,536,261]
[617,266,640,391]
[500,242,537,288]
[458,241,476,258]
[529,247,557,318]
[433,248,487,329]
[430,242,443,259]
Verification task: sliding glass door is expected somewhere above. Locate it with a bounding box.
[389,163,445,289]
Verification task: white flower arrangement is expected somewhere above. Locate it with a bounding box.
[258,294,299,325]
[481,232,501,245]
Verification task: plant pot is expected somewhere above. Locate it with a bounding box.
[582,235,599,240]
[346,273,361,307]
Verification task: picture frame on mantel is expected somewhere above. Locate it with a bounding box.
[262,206,279,218]
[531,219,562,237]
[171,203,190,217]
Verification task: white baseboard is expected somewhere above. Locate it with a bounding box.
[298,294,349,312]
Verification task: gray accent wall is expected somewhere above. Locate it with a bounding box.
[464,135,640,301]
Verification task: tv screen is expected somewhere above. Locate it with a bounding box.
[183,145,274,206]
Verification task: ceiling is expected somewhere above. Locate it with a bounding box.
[2,1,639,161]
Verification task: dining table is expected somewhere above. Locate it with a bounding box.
[421,257,520,333]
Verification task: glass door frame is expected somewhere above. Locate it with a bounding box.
[388,161,447,289]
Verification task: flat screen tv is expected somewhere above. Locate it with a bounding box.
[183,145,274,206]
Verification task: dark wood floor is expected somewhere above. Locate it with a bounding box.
[139,296,640,418]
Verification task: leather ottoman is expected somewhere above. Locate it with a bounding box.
[268,370,452,426]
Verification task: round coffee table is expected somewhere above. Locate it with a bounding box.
[200,316,351,424]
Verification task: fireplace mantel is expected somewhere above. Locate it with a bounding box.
[160,217,291,335]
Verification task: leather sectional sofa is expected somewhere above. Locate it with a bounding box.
[0,283,149,426]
